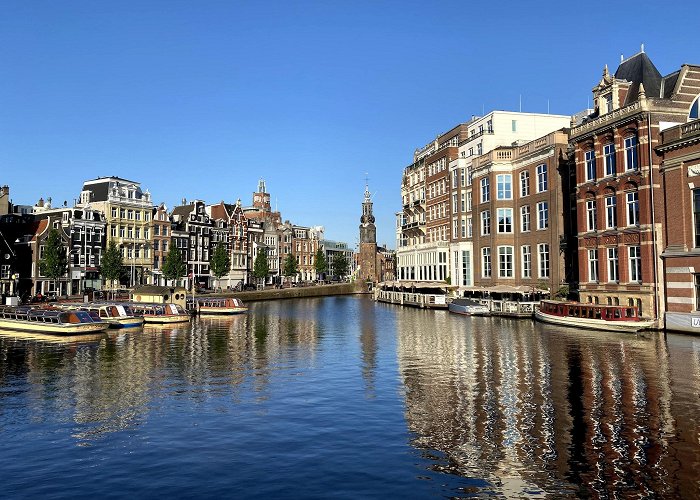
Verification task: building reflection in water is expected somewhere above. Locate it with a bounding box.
[396,311,699,498]
[0,304,322,445]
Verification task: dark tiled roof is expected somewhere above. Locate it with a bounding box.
[615,52,662,102]
[661,70,680,99]
[171,204,194,218]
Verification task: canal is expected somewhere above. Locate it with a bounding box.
[0,296,698,498]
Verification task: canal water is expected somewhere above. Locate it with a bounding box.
[0,296,699,498]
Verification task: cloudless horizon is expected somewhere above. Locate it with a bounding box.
[2,1,698,248]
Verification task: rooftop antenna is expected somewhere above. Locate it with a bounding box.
[547,99,550,114]
[620,53,624,63]
[641,43,644,53]
[519,94,522,112]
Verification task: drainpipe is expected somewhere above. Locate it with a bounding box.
[647,113,661,330]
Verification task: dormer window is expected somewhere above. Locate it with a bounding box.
[604,93,613,114]
[690,96,699,120]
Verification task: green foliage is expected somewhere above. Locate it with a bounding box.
[39,228,68,283]
[210,243,230,279]
[253,247,269,281]
[162,245,187,284]
[101,240,124,284]
[314,248,327,275]
[554,285,569,299]
[333,253,349,277]
[283,253,298,277]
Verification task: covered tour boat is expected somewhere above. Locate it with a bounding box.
[188,297,248,315]
[0,306,110,335]
[448,298,490,316]
[130,303,191,324]
[535,300,654,333]
[55,302,145,328]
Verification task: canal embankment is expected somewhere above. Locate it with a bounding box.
[206,282,368,302]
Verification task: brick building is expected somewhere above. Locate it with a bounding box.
[569,52,700,323]
[151,203,170,286]
[658,116,700,332]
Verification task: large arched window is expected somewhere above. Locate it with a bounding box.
[690,96,699,120]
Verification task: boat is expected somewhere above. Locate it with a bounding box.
[188,297,248,315]
[129,303,191,324]
[54,302,145,328]
[448,298,490,316]
[0,305,110,335]
[535,300,654,333]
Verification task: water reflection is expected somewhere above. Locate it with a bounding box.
[0,298,699,497]
[396,312,700,497]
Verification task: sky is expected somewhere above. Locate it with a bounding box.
[2,1,699,248]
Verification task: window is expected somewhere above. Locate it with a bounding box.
[487,120,493,133]
[480,178,490,203]
[498,246,514,278]
[537,201,548,230]
[497,174,512,200]
[588,249,599,282]
[585,149,596,181]
[452,193,458,213]
[461,168,466,187]
[607,247,619,282]
[452,170,459,188]
[111,207,117,218]
[482,247,491,278]
[460,217,466,238]
[627,191,640,226]
[536,164,548,192]
[604,93,613,113]
[605,195,617,228]
[520,171,530,197]
[111,226,117,237]
[154,225,160,236]
[467,216,473,237]
[624,136,638,170]
[460,193,466,212]
[521,245,531,278]
[497,208,513,233]
[461,250,471,286]
[512,120,517,132]
[477,143,483,155]
[629,246,642,282]
[467,192,472,212]
[694,189,700,247]
[520,205,531,232]
[538,244,549,279]
[695,274,700,311]
[481,211,491,235]
[586,199,597,231]
[691,97,700,120]
[604,143,616,176]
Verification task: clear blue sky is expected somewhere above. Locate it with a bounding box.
[1,1,698,248]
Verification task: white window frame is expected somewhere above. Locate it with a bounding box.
[480,178,490,203]
[521,245,531,279]
[607,247,619,282]
[628,245,642,283]
[626,191,639,226]
[537,243,549,279]
[587,249,599,282]
[498,246,514,278]
[497,208,513,233]
[520,205,530,232]
[585,149,596,181]
[520,171,530,197]
[624,135,638,171]
[496,174,512,200]
[604,195,617,229]
[481,247,491,278]
[604,143,616,176]
[536,201,548,230]
[480,210,491,236]
[536,164,547,193]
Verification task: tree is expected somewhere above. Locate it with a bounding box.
[39,228,68,294]
[314,248,327,278]
[253,247,269,285]
[101,240,124,290]
[283,253,298,282]
[333,253,349,278]
[162,245,187,286]
[210,243,230,284]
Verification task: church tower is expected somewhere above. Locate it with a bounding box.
[359,183,378,282]
[253,178,271,212]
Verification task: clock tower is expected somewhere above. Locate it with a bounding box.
[359,183,378,282]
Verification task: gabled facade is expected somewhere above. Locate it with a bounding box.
[569,52,699,323]
[171,200,214,289]
[151,203,170,286]
[78,177,153,287]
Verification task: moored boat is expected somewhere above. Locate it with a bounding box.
[448,298,490,316]
[55,302,145,328]
[188,297,248,315]
[535,300,654,333]
[130,303,191,324]
[0,306,109,335]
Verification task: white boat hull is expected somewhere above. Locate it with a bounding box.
[0,318,109,335]
[142,314,191,324]
[534,310,654,333]
[197,307,248,315]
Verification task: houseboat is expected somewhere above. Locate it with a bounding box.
[0,306,109,335]
[448,298,490,316]
[535,300,654,333]
[130,303,191,324]
[187,297,248,315]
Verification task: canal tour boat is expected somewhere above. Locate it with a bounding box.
[0,305,110,335]
[54,302,145,328]
[535,300,654,333]
[188,297,248,315]
[448,298,490,316]
[130,303,191,324]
